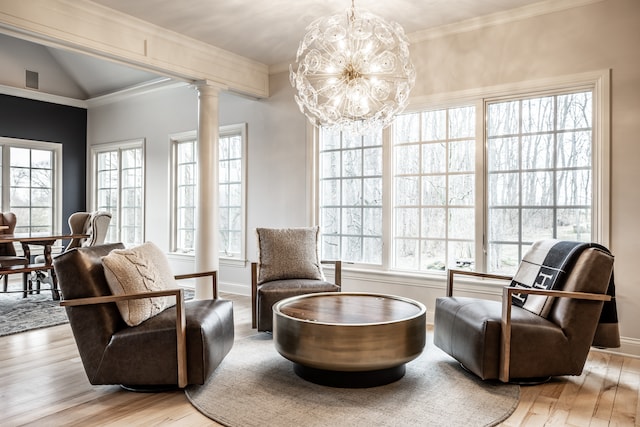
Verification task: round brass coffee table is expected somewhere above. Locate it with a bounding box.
[273,292,426,388]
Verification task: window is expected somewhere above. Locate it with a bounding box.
[318,129,383,264]
[317,72,609,275]
[487,91,594,273]
[92,140,144,246]
[392,107,476,272]
[170,124,247,260]
[0,138,61,235]
[218,124,247,259]
[171,133,197,254]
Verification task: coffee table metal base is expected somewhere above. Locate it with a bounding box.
[293,363,406,388]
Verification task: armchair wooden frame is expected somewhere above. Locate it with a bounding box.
[251,260,342,329]
[60,271,217,388]
[447,269,611,383]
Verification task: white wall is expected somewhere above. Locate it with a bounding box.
[86,0,640,356]
[87,78,311,294]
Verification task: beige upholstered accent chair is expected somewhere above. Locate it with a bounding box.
[60,210,112,250]
[251,227,341,332]
[0,212,29,292]
[53,243,234,389]
[434,241,615,383]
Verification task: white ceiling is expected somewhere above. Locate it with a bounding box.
[92,0,543,66]
[2,0,549,100]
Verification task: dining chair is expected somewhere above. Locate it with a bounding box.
[30,211,112,292]
[0,212,29,293]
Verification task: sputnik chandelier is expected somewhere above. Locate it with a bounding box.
[290,0,415,134]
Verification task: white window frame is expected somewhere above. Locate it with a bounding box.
[169,124,248,264]
[218,123,248,262]
[90,139,145,246]
[316,129,384,266]
[314,69,610,275]
[170,131,197,254]
[0,137,63,235]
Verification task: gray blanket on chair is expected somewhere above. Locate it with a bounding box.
[511,240,620,348]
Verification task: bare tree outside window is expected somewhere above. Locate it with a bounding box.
[170,124,246,259]
[94,142,144,246]
[392,107,476,272]
[319,129,383,264]
[218,127,245,258]
[174,139,196,253]
[10,147,54,234]
[487,91,593,273]
[315,77,605,276]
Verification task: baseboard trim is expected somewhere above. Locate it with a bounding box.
[593,337,640,359]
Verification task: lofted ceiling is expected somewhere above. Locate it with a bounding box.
[2,0,551,101]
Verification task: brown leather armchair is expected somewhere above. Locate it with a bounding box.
[433,244,614,383]
[53,243,234,389]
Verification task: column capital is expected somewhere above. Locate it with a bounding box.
[194,79,227,94]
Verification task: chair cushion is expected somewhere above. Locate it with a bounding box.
[434,296,572,380]
[257,279,340,332]
[256,227,324,285]
[102,242,177,327]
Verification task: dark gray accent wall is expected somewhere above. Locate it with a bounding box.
[0,94,87,233]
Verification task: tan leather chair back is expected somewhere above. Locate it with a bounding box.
[0,212,18,256]
[84,211,112,246]
[64,211,112,250]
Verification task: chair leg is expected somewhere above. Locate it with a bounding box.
[34,272,41,294]
[2,274,7,292]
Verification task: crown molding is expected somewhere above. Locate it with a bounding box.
[268,0,604,76]
[86,77,190,108]
[409,0,604,43]
[0,83,87,108]
[0,77,192,109]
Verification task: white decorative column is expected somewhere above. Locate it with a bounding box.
[195,81,222,299]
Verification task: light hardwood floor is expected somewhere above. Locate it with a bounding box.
[1,291,639,426]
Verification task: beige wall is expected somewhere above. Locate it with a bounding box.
[407,0,640,348]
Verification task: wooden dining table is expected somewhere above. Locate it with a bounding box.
[0,233,88,300]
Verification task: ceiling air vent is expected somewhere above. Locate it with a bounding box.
[25,70,39,90]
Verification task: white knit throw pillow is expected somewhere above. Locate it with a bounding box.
[102,242,177,326]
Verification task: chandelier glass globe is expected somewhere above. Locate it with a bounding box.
[290,2,416,135]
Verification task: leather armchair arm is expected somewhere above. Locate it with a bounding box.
[447,269,612,382]
[321,259,342,287]
[175,270,218,298]
[498,286,611,382]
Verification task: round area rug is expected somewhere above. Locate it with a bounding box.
[186,334,520,427]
